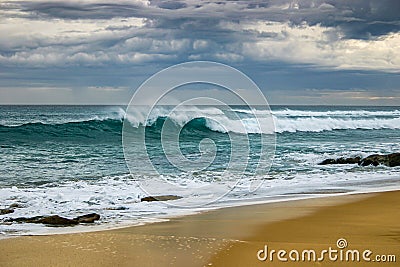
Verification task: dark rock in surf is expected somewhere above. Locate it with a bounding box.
[0,208,14,215]
[8,216,39,223]
[7,215,78,226]
[388,153,400,167]
[319,153,400,167]
[9,203,23,209]
[0,203,24,215]
[360,153,400,167]
[73,213,100,223]
[359,154,387,166]
[141,195,183,202]
[7,213,100,226]
[35,215,79,225]
[319,157,361,165]
[105,206,128,210]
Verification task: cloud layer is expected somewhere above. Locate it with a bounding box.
[0,0,399,104]
[1,0,399,70]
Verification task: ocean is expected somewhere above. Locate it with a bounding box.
[1,105,400,236]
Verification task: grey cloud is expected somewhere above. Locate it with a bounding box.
[9,0,399,38]
[20,2,148,19]
[0,1,398,69]
[0,0,399,105]
[154,1,188,10]
[1,0,398,71]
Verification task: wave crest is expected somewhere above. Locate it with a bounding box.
[125,107,400,133]
[2,107,399,135]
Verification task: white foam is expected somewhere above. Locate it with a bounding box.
[125,106,400,134]
[273,116,400,133]
[125,106,226,127]
[271,108,400,117]
[125,106,274,134]
[1,166,399,237]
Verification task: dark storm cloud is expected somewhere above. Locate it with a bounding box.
[1,0,398,67]
[11,0,400,39]
[0,0,399,104]
[1,0,399,68]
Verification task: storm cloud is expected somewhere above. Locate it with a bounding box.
[0,0,399,104]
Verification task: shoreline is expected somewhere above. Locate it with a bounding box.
[1,185,400,239]
[1,189,399,266]
[0,186,400,240]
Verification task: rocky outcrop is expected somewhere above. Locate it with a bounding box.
[141,195,183,202]
[359,154,387,166]
[388,153,400,167]
[105,206,128,210]
[360,153,400,167]
[9,215,77,225]
[74,213,100,223]
[319,153,400,167]
[7,216,37,223]
[1,201,101,225]
[319,157,361,165]
[0,203,23,215]
[6,213,100,226]
[0,208,14,215]
[36,215,79,225]
[8,203,23,209]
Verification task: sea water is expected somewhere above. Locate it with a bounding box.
[0,105,399,236]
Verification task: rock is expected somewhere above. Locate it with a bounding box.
[105,207,128,210]
[360,153,400,167]
[73,213,100,223]
[319,158,337,165]
[7,213,100,226]
[338,157,361,164]
[0,203,24,215]
[141,195,183,202]
[8,203,23,209]
[8,216,43,223]
[0,208,14,215]
[35,215,78,225]
[320,153,400,167]
[319,157,361,165]
[7,215,78,225]
[360,154,387,166]
[388,153,400,167]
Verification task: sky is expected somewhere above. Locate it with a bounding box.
[0,0,399,105]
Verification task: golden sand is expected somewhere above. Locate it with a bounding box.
[0,191,399,267]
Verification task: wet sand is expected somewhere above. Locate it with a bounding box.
[0,191,399,267]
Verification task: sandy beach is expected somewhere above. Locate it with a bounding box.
[0,190,399,267]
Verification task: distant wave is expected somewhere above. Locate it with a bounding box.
[0,119,123,142]
[271,108,400,133]
[0,107,126,127]
[124,106,274,134]
[205,116,400,133]
[235,108,400,117]
[125,107,400,134]
[273,116,400,133]
[1,107,399,139]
